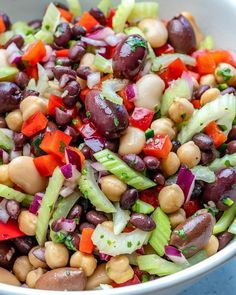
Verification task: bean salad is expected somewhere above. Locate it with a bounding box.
[0,0,235,291]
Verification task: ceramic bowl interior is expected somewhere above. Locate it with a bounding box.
[0,0,235,294]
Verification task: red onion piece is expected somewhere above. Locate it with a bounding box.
[81,37,107,47]
[6,43,22,64]
[0,149,9,164]
[87,72,101,89]
[60,186,74,197]
[165,245,189,266]
[91,162,107,172]
[52,217,76,233]
[23,144,31,157]
[176,166,195,203]
[60,163,73,179]
[0,199,10,224]
[88,27,114,40]
[84,137,105,152]
[65,148,83,171]
[136,247,145,255]
[125,84,137,102]
[42,45,53,62]
[32,247,46,262]
[105,35,119,46]
[99,252,112,261]
[29,193,44,215]
[181,71,194,94]
[10,150,22,161]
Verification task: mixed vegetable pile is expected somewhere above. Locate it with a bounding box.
[0,0,236,291]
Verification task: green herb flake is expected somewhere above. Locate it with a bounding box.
[217,83,228,91]
[114,117,119,127]
[217,68,233,81]
[64,235,76,251]
[233,117,236,126]
[176,229,187,240]
[45,24,50,31]
[56,59,63,66]
[59,141,66,153]
[154,138,160,145]
[107,240,112,246]
[182,245,197,255]
[204,204,219,217]
[224,159,232,167]
[86,111,91,119]
[222,197,234,207]
[145,129,154,140]
[141,274,150,283]
[126,36,148,52]
[127,241,132,248]
[218,124,227,132]
[100,235,104,239]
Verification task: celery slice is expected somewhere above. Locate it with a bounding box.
[209,153,236,172]
[94,149,156,190]
[98,0,112,17]
[0,31,14,46]
[113,202,130,235]
[0,184,32,203]
[0,67,19,82]
[128,2,159,23]
[93,54,113,74]
[67,0,81,17]
[178,94,236,144]
[213,204,236,235]
[0,130,14,151]
[36,168,65,246]
[112,0,135,33]
[228,217,236,234]
[21,194,33,207]
[35,30,54,44]
[12,21,34,36]
[191,165,216,183]
[50,192,80,241]
[24,34,36,45]
[102,79,128,105]
[137,254,182,276]
[132,199,154,214]
[149,208,171,256]
[200,35,214,50]
[188,250,208,266]
[79,161,116,213]
[42,3,60,34]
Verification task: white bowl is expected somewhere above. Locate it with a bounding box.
[0,0,235,294]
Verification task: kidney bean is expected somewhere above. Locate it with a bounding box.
[71,233,80,250]
[53,1,69,10]
[123,154,146,172]
[4,35,24,49]
[85,90,129,138]
[194,85,210,100]
[120,189,139,210]
[153,172,165,185]
[76,66,92,80]
[6,200,20,219]
[113,35,148,80]
[62,80,81,108]
[46,121,58,133]
[55,108,73,126]
[68,204,83,219]
[52,66,76,81]
[59,74,76,88]
[56,57,72,67]
[86,210,108,226]
[22,89,39,99]
[0,117,7,128]
[217,189,236,211]
[0,82,22,114]
[35,268,87,291]
[0,11,11,30]
[89,7,107,26]
[81,145,92,159]
[217,231,234,250]
[13,236,36,255]
[203,168,236,204]
[167,14,197,54]
[191,181,204,199]
[192,133,213,151]
[72,25,87,39]
[221,87,236,96]
[226,140,236,154]
[79,222,95,232]
[64,126,78,142]
[170,211,215,257]
[69,43,86,62]
[228,126,236,141]
[78,198,92,214]
[130,213,156,231]
[54,22,72,47]
[15,72,29,89]
[28,19,42,30]
[0,241,16,269]
[201,150,215,165]
[171,140,181,153]
[104,140,119,152]
[143,156,160,171]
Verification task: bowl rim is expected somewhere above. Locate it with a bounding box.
[1,239,235,294]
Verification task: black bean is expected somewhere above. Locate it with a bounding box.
[130,213,156,231]
[0,241,16,269]
[56,57,72,67]
[217,231,234,250]
[13,236,36,255]
[171,140,181,153]
[54,22,72,47]
[53,1,69,10]
[226,140,236,154]
[123,154,146,172]
[51,218,63,232]
[143,156,160,170]
[6,200,20,219]
[221,87,236,96]
[71,233,80,250]
[64,126,78,142]
[22,89,39,99]
[28,19,42,30]
[69,43,86,62]
[76,66,92,80]
[55,107,73,126]
[201,150,215,165]
[0,117,7,128]
[77,198,91,214]
[120,189,139,210]
[0,11,11,30]
[192,133,213,151]
[79,222,95,232]
[15,72,29,89]
[62,80,81,108]
[89,7,107,26]
[72,25,87,39]
[194,85,210,100]
[0,82,22,114]
[52,66,77,81]
[81,145,92,159]
[228,126,236,141]
[68,204,83,219]
[4,34,24,49]
[104,140,119,152]
[191,181,204,199]
[153,173,165,185]
[86,210,108,225]
[46,121,58,133]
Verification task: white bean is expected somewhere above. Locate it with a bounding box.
[119,127,146,156]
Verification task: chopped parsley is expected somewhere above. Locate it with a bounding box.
[154,138,160,145]
[217,68,233,81]
[217,83,228,91]
[56,59,63,66]
[126,36,148,52]
[107,240,112,246]
[224,159,232,167]
[218,124,227,132]
[175,229,187,240]
[64,235,76,251]
[141,274,150,283]
[86,111,91,118]
[100,235,104,239]
[59,141,66,153]
[114,117,119,127]
[127,241,132,248]
[45,24,50,31]
[182,245,197,255]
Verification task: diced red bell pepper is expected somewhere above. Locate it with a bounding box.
[191,99,201,109]
[25,66,39,80]
[79,228,95,254]
[79,122,99,139]
[112,275,141,288]
[22,40,46,66]
[123,226,136,233]
[166,58,187,81]
[0,220,25,241]
[183,199,201,218]
[210,50,235,67]
[188,70,200,81]
[204,121,227,148]
[58,8,73,22]
[139,189,159,208]
[196,53,216,75]
[80,88,90,103]
[48,95,64,116]
[130,107,155,131]
[21,112,48,137]
[33,154,62,177]
[154,43,174,56]
[118,90,135,112]
[0,16,6,33]
[72,116,83,131]
[107,8,116,28]
[77,12,99,33]
[40,130,72,159]
[55,49,70,58]
[143,134,172,159]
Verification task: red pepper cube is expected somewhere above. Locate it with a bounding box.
[22,40,46,66]
[139,189,159,208]
[0,16,6,33]
[48,95,64,116]
[196,53,216,75]
[204,121,227,148]
[77,12,100,33]
[58,8,73,22]
[112,274,141,288]
[33,154,62,177]
[183,199,201,218]
[130,107,155,131]
[79,228,95,254]
[154,43,175,56]
[143,134,172,159]
[191,99,201,109]
[79,122,99,139]
[0,219,25,241]
[211,50,235,66]
[107,8,116,28]
[40,130,72,159]
[55,49,70,58]
[21,112,48,137]
[166,58,188,81]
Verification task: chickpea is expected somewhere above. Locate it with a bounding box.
[101,221,114,232]
[215,63,236,86]
[20,96,48,121]
[151,118,176,140]
[0,164,13,187]
[138,19,168,48]
[80,53,97,72]
[203,235,219,257]
[100,175,127,202]
[0,267,20,286]
[119,127,146,156]
[169,208,186,229]
[13,256,34,283]
[5,109,23,132]
[29,247,48,269]
[168,98,194,123]
[70,251,97,277]
[200,88,221,106]
[200,74,216,87]
[86,264,112,290]
[26,268,46,288]
[44,242,69,269]
[135,74,165,111]
[106,255,134,284]
[18,210,37,236]
[158,184,185,214]
[177,141,201,168]
[161,152,180,176]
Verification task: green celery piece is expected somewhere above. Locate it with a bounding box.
[98,0,112,16]
[93,54,113,74]
[36,168,65,246]
[102,79,127,105]
[0,130,14,151]
[79,161,116,213]
[35,30,54,44]
[191,165,216,183]
[0,31,14,46]
[132,199,154,214]
[94,149,156,190]
[0,67,19,82]
[213,204,236,235]
[188,250,208,266]
[12,21,34,36]
[200,35,214,50]
[228,216,236,234]
[209,153,236,172]
[21,194,33,207]
[137,254,182,276]
[0,184,32,203]
[50,192,80,241]
[128,2,159,23]
[41,3,60,34]
[112,0,135,33]
[24,34,36,45]
[149,207,172,256]
[67,0,81,17]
